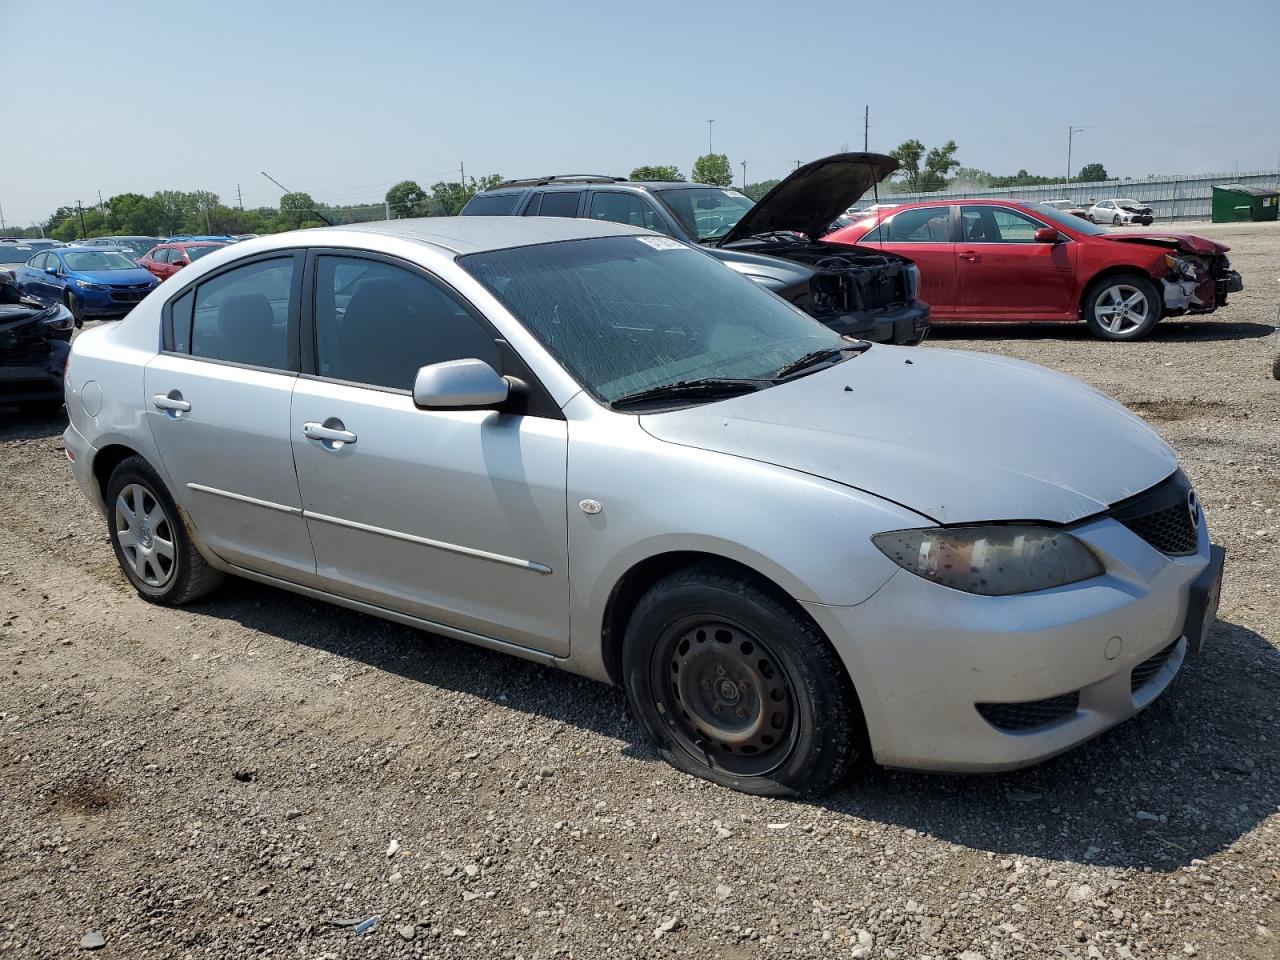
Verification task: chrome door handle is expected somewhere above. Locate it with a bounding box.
[303,421,357,446]
[151,394,191,412]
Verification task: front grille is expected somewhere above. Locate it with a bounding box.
[976,692,1080,732]
[109,289,147,303]
[1130,641,1178,693]
[1109,472,1198,556]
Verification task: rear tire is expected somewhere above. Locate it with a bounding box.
[105,455,224,605]
[1083,273,1161,341]
[621,564,864,797]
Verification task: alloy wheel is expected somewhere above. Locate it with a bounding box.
[114,483,176,588]
[1093,284,1150,336]
[651,616,797,777]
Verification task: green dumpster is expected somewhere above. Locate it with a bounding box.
[1211,183,1279,223]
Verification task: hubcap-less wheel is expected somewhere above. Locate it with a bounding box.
[1093,283,1150,336]
[652,616,796,777]
[114,483,176,588]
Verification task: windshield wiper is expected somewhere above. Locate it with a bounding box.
[773,343,869,380]
[610,378,766,409]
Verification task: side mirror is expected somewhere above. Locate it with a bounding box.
[45,265,58,275]
[172,260,185,269]
[1034,227,1060,243]
[413,358,510,409]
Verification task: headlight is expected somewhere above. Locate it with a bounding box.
[904,263,920,301]
[871,525,1103,596]
[75,279,107,290]
[1164,254,1199,281]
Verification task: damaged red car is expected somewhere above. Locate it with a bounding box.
[825,199,1243,340]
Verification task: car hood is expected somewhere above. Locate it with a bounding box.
[639,346,1177,525]
[716,153,899,245]
[1100,232,1227,255]
[72,269,157,285]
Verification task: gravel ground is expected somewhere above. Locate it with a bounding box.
[1,221,1277,959]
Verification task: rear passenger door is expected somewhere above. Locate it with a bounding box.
[143,251,320,586]
[290,251,571,654]
[860,206,958,316]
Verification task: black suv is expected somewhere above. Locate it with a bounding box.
[461,153,929,345]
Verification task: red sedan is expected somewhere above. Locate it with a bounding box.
[137,241,227,281]
[825,199,1243,340]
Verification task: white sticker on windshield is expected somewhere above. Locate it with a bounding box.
[636,236,686,251]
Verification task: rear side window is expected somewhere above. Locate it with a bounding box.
[463,192,521,216]
[535,191,582,218]
[312,255,498,391]
[153,248,171,264]
[191,257,295,369]
[867,207,951,243]
[587,192,674,235]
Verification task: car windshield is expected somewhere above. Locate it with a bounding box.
[652,187,756,241]
[62,251,138,271]
[461,236,846,404]
[186,245,223,261]
[1036,205,1108,236]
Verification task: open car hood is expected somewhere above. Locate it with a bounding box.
[1101,232,1227,255]
[716,153,899,245]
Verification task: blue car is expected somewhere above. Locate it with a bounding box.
[14,247,159,326]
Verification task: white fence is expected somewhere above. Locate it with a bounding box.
[875,170,1280,221]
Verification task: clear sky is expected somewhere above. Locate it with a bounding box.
[3,0,1278,227]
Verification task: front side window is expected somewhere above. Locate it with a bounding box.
[461,236,844,404]
[587,192,674,235]
[960,206,1043,243]
[312,256,498,391]
[652,187,755,241]
[191,257,294,369]
[62,251,138,271]
[534,191,582,218]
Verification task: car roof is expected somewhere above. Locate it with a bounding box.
[317,216,648,254]
[164,240,225,247]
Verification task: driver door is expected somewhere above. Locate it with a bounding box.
[290,251,571,654]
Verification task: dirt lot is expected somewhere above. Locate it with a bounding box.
[1,221,1278,959]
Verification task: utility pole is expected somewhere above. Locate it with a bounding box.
[1066,126,1082,185]
[460,161,466,189]
[75,200,86,236]
[863,105,869,152]
[236,183,244,210]
[795,160,801,170]
[97,189,104,208]
[741,160,747,191]
[0,201,5,232]
[385,200,391,221]
[707,120,714,156]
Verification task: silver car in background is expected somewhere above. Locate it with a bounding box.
[63,217,1224,796]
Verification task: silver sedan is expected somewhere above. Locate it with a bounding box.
[62,217,1224,796]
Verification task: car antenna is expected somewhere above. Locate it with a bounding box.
[260,170,336,227]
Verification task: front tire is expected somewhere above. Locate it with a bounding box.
[1084,273,1161,341]
[105,455,224,604]
[621,564,864,797]
[63,291,84,328]
[1112,214,1122,226]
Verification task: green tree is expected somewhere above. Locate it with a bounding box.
[630,164,684,182]
[386,180,429,218]
[51,207,107,241]
[889,139,960,192]
[106,193,164,235]
[279,192,319,230]
[743,178,781,201]
[429,174,504,216]
[1076,162,1108,183]
[691,153,733,187]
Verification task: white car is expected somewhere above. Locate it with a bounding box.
[1088,199,1154,226]
[62,217,1224,796]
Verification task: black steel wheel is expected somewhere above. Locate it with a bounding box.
[622,564,865,797]
[652,615,797,778]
